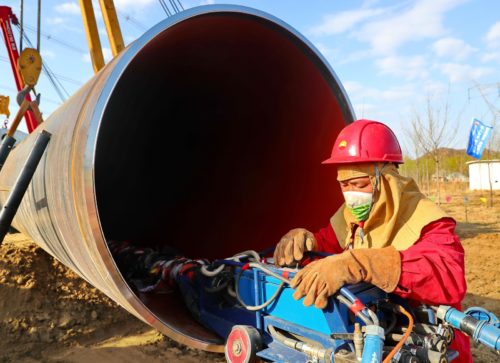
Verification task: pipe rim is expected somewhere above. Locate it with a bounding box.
[84,4,355,351]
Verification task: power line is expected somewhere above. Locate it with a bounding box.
[116,11,148,31]
[22,24,86,54]
[468,82,500,117]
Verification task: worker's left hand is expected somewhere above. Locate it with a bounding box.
[273,228,317,266]
[290,247,401,309]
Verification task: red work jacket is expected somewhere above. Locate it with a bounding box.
[313,217,472,363]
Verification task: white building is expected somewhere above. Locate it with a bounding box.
[467,160,500,190]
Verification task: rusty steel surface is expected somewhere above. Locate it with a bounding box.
[0,5,355,352]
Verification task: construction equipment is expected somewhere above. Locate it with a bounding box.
[437,305,500,351]
[0,5,355,352]
[1,4,497,362]
[17,47,42,87]
[0,5,48,245]
[79,0,124,73]
[0,95,9,119]
[0,6,40,132]
[108,240,500,362]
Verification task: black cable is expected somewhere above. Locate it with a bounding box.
[234,267,285,311]
[116,11,148,31]
[23,24,86,53]
[19,0,24,52]
[41,61,71,99]
[176,0,184,11]
[169,0,180,13]
[158,0,172,16]
[37,0,41,52]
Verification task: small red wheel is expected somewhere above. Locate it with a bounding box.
[224,325,262,363]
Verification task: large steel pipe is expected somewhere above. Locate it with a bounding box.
[0,5,354,352]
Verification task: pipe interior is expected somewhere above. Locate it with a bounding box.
[94,12,351,342]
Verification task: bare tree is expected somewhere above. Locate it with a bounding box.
[407,92,459,205]
[402,127,424,186]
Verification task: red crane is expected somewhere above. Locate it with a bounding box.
[0,6,39,133]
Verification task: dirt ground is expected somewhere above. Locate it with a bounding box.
[0,189,498,363]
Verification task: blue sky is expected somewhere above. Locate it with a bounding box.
[1,0,499,154]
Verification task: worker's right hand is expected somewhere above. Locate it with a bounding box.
[273,228,317,266]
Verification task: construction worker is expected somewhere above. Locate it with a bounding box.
[273,119,472,362]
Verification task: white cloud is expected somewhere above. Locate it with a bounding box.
[312,42,340,59]
[55,0,156,17]
[114,0,156,10]
[328,49,374,66]
[98,27,107,37]
[352,102,379,119]
[438,63,495,82]
[46,17,67,25]
[342,80,365,95]
[378,84,417,102]
[343,81,416,103]
[482,51,500,62]
[41,50,56,59]
[421,80,449,96]
[376,55,429,80]
[102,47,113,62]
[55,2,80,15]
[355,0,466,54]
[310,7,387,35]
[183,0,215,6]
[485,21,500,48]
[432,37,476,60]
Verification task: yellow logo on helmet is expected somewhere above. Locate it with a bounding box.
[338,140,347,149]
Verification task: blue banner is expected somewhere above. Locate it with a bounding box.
[466,118,493,159]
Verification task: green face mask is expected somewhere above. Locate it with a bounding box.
[343,191,373,222]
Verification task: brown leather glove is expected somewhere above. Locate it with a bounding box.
[273,228,317,266]
[290,246,401,309]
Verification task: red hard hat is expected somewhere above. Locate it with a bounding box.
[322,119,403,164]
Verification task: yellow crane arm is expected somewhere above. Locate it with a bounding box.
[79,0,105,73]
[99,0,124,56]
[79,0,125,73]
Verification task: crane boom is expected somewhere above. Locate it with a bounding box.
[0,6,39,133]
[79,0,124,73]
